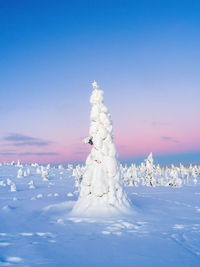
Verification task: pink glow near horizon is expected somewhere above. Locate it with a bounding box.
[2,130,199,164]
[1,82,200,165]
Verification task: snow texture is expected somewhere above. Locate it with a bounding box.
[0,162,200,266]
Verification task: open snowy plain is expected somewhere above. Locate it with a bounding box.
[0,163,200,266]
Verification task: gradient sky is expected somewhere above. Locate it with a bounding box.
[0,0,200,166]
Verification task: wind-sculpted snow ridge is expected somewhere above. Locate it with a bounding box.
[71,81,130,217]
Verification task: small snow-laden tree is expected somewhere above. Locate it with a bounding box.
[58,164,63,170]
[138,162,146,185]
[28,180,35,189]
[155,164,162,186]
[17,160,21,167]
[41,166,48,181]
[123,165,132,186]
[198,165,200,179]
[46,164,51,170]
[158,166,166,186]
[119,164,125,177]
[160,167,169,186]
[23,167,31,177]
[0,180,6,187]
[180,165,190,185]
[24,170,28,177]
[144,153,156,187]
[10,183,16,192]
[36,167,41,174]
[188,164,193,177]
[71,81,130,217]
[120,164,128,185]
[17,168,23,179]
[191,165,198,184]
[168,167,182,187]
[7,178,12,185]
[121,164,139,186]
[180,164,187,185]
[31,163,38,167]
[72,164,86,189]
[130,164,139,186]
[67,164,73,170]
[124,164,140,187]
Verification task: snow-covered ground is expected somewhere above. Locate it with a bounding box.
[0,163,200,266]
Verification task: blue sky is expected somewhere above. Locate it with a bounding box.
[0,0,200,165]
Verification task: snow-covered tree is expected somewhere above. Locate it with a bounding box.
[58,164,63,169]
[46,164,51,169]
[24,167,30,177]
[180,163,187,184]
[41,166,48,181]
[36,167,41,174]
[28,180,35,189]
[31,163,39,167]
[17,160,21,167]
[130,164,139,186]
[7,178,12,185]
[191,165,198,184]
[168,168,182,187]
[144,153,156,187]
[123,164,139,186]
[0,180,6,187]
[17,168,23,178]
[72,164,85,189]
[155,164,162,185]
[138,162,145,182]
[10,183,16,192]
[67,164,73,170]
[71,81,130,217]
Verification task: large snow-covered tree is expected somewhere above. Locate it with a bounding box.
[71,81,130,217]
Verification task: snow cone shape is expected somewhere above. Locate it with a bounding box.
[71,81,130,217]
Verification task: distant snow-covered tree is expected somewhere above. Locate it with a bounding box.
[10,183,16,192]
[168,168,182,187]
[0,180,6,187]
[67,164,73,170]
[41,166,48,181]
[144,153,156,187]
[17,160,23,168]
[17,168,23,179]
[46,164,51,169]
[7,178,12,185]
[36,167,41,174]
[72,164,85,189]
[191,165,198,184]
[28,180,35,189]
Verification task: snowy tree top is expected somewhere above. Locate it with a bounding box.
[92,80,99,90]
